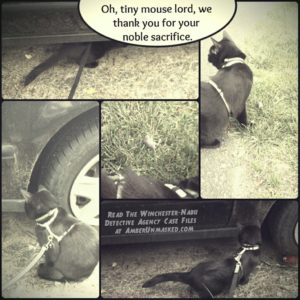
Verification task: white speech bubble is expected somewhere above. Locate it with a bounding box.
[79,0,236,46]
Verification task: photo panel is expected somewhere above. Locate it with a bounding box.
[1,100,99,297]
[200,2,298,199]
[100,199,298,298]
[2,2,199,100]
[100,100,199,200]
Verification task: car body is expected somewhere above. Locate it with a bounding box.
[2,101,99,220]
[2,1,107,47]
[101,199,298,256]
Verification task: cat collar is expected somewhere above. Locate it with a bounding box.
[235,244,260,263]
[36,208,76,243]
[222,57,245,68]
[208,79,232,116]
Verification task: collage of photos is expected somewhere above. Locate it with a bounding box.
[1,1,298,299]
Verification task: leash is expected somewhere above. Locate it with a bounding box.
[208,79,232,116]
[3,210,77,290]
[228,244,260,297]
[2,236,53,290]
[68,43,92,99]
[199,281,215,298]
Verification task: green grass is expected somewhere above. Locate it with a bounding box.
[101,101,199,182]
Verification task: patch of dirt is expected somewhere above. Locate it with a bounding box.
[201,132,262,198]
[1,213,99,298]
[101,236,298,298]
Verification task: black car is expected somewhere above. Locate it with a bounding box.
[2,101,99,225]
[101,199,298,256]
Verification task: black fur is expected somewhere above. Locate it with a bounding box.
[101,168,117,199]
[21,186,99,282]
[101,168,199,199]
[23,41,127,86]
[142,225,261,298]
[201,31,253,148]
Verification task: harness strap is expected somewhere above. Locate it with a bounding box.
[68,43,92,99]
[164,184,188,198]
[228,244,260,297]
[37,208,77,242]
[35,208,58,223]
[115,175,125,199]
[208,79,231,116]
[222,57,245,68]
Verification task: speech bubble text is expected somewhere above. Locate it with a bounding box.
[80,0,236,46]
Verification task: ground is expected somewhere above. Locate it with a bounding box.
[101,234,298,298]
[2,43,198,100]
[201,2,298,198]
[1,213,99,298]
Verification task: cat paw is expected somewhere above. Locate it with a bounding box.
[85,62,99,68]
[201,139,221,148]
[239,277,249,285]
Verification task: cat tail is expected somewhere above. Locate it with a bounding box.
[23,51,63,86]
[142,272,189,288]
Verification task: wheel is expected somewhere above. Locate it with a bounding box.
[267,201,298,256]
[39,112,99,226]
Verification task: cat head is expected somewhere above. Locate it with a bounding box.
[238,225,262,246]
[21,185,59,220]
[208,31,246,69]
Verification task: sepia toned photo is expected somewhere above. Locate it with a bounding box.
[2,101,99,297]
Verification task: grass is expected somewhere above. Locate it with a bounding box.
[101,101,199,183]
[202,3,298,198]
[242,3,298,197]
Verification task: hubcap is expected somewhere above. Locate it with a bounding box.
[294,222,298,245]
[70,155,99,225]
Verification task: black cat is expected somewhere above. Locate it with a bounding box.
[201,31,253,148]
[101,168,199,199]
[21,186,99,281]
[23,41,127,86]
[142,225,261,298]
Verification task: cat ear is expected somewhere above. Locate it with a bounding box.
[20,189,32,200]
[223,31,233,42]
[210,37,220,47]
[38,184,48,192]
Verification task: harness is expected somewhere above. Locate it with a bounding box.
[111,174,198,199]
[36,208,77,243]
[208,57,246,117]
[3,208,76,290]
[228,243,260,298]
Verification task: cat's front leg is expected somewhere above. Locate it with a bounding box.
[237,107,248,126]
[200,138,221,148]
[239,274,249,285]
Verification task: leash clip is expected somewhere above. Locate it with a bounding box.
[44,235,54,250]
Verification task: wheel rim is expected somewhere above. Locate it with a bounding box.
[70,155,99,225]
[294,222,298,245]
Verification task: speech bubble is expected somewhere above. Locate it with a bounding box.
[79,0,236,46]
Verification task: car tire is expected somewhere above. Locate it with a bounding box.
[267,201,298,256]
[39,113,99,226]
